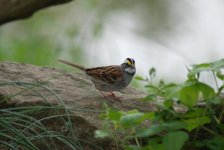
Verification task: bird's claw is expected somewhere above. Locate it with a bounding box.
[100,91,121,102]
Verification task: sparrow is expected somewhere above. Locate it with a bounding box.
[58,58,136,101]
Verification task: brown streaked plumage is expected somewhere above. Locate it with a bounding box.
[86,66,123,84]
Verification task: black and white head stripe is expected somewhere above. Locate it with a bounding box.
[125,58,135,66]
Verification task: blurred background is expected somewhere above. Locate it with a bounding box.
[0,0,223,85]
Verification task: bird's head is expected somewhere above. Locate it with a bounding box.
[121,58,136,75]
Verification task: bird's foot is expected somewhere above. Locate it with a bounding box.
[100,91,121,102]
[106,92,121,102]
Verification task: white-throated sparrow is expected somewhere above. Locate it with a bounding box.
[58,58,136,101]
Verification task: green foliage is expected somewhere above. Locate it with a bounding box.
[0,10,84,67]
[179,81,215,107]
[163,131,189,150]
[0,81,102,150]
[188,59,224,79]
[96,58,224,150]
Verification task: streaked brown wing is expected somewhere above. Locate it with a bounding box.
[85,65,123,84]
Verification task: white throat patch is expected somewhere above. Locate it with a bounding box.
[125,67,136,74]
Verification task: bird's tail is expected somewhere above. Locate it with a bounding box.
[58,59,85,71]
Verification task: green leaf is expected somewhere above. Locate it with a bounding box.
[125,145,142,150]
[211,58,224,70]
[141,94,157,101]
[179,81,215,107]
[162,100,173,109]
[162,121,187,131]
[165,83,186,100]
[196,82,215,101]
[120,111,143,127]
[198,136,224,150]
[180,82,199,107]
[135,76,146,81]
[163,131,189,150]
[148,144,164,150]
[216,70,224,80]
[161,83,179,98]
[106,108,122,121]
[145,85,159,94]
[134,125,165,138]
[147,137,164,150]
[183,116,211,131]
[188,63,212,78]
[120,111,153,128]
[125,145,152,150]
[183,108,207,118]
[139,112,155,121]
[206,136,224,150]
[94,130,110,138]
[188,59,224,78]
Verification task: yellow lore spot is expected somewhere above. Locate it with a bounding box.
[127,60,132,65]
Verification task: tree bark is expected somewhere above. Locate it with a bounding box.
[0,0,72,25]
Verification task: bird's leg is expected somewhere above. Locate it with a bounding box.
[107,92,120,101]
[99,91,121,102]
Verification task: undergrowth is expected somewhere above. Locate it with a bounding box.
[95,58,224,150]
[0,81,97,150]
